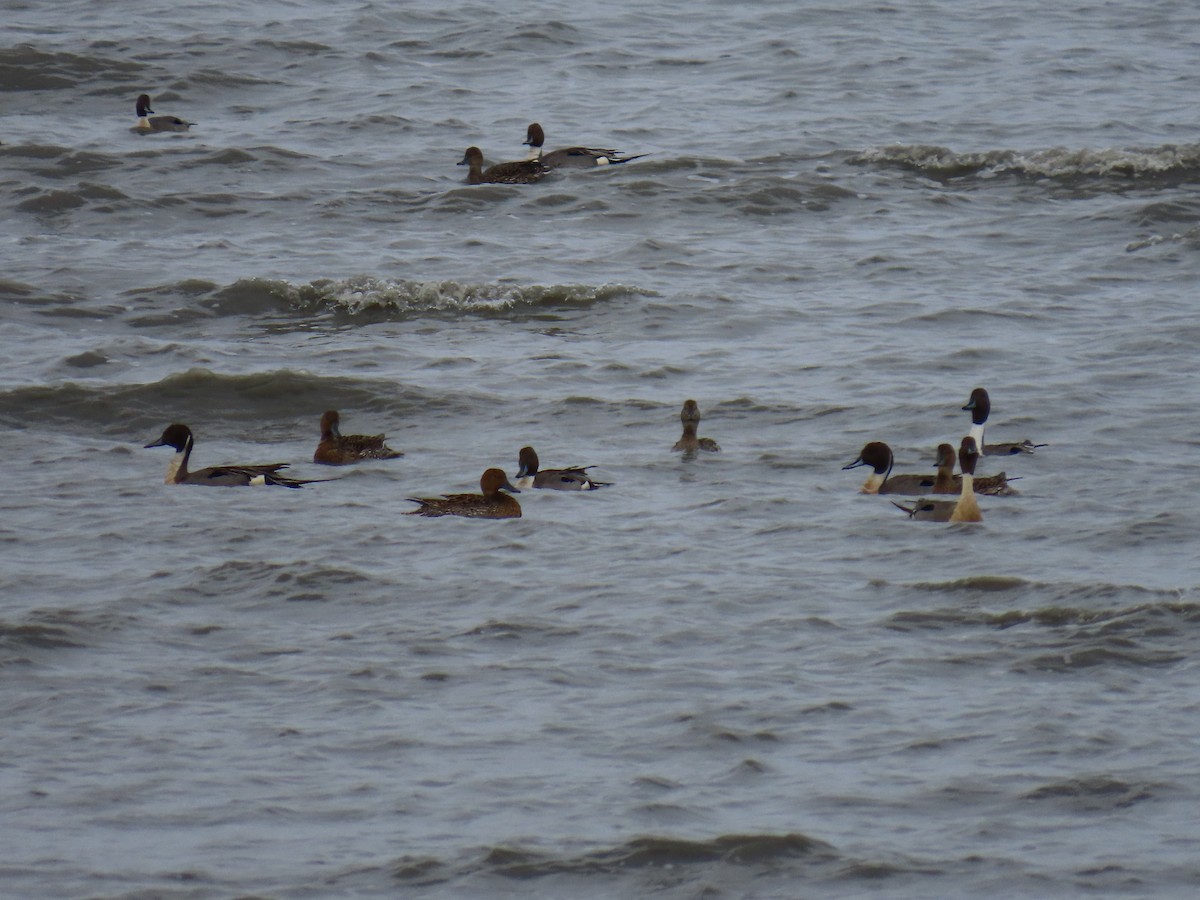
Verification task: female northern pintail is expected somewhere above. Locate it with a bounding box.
[458,146,548,185]
[893,437,984,522]
[144,423,318,487]
[406,468,522,519]
[522,122,646,169]
[513,446,609,491]
[132,93,192,133]
[843,442,936,495]
[963,388,1046,456]
[313,410,402,466]
[673,400,720,455]
[931,441,1018,496]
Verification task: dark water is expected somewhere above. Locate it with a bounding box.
[2,1,1199,896]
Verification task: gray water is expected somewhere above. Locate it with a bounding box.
[2,1,1199,897]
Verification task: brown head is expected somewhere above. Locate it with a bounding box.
[843,441,893,476]
[523,123,545,149]
[516,446,539,478]
[319,410,341,439]
[935,442,956,470]
[480,467,521,498]
[962,387,990,425]
[144,422,193,452]
[958,436,980,476]
[680,399,702,425]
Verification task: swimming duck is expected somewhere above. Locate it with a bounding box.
[406,468,522,518]
[513,446,609,491]
[458,146,549,185]
[313,410,402,465]
[893,437,983,522]
[132,94,192,133]
[144,423,317,487]
[673,400,720,455]
[842,442,936,495]
[962,388,1046,456]
[931,441,1018,496]
[522,122,646,169]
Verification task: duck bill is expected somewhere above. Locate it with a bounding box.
[842,456,866,470]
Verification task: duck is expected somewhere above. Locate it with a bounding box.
[144,423,317,487]
[313,410,402,466]
[673,399,720,455]
[513,445,609,491]
[406,468,522,518]
[962,387,1046,456]
[842,442,936,495]
[931,441,1018,496]
[458,146,549,185]
[893,437,984,522]
[522,122,646,169]
[132,93,192,133]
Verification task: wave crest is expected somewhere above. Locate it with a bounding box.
[853,142,1200,183]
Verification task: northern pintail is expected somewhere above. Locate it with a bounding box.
[893,437,983,522]
[963,388,1046,456]
[313,410,402,466]
[132,94,192,133]
[144,423,318,487]
[673,400,720,455]
[513,445,609,491]
[843,442,936,495]
[522,122,646,169]
[931,441,1018,496]
[406,468,522,518]
[458,146,548,185]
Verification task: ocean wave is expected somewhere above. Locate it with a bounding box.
[1021,776,1155,811]
[887,575,1185,602]
[445,832,837,881]
[0,45,144,91]
[15,182,128,215]
[0,368,434,437]
[887,598,1197,631]
[852,142,1200,185]
[123,275,653,321]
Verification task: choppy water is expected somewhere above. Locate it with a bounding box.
[3,1,1199,897]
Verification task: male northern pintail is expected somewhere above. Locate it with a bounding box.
[313,410,402,466]
[513,446,609,491]
[522,122,646,169]
[458,146,548,185]
[406,468,522,518]
[931,441,1018,496]
[893,437,984,522]
[963,388,1046,456]
[144,423,319,487]
[673,400,720,455]
[843,442,936,495]
[132,94,192,133]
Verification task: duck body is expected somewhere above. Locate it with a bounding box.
[523,122,646,169]
[894,437,983,522]
[963,387,1046,457]
[132,93,192,133]
[514,446,609,491]
[407,468,522,519]
[673,400,720,455]
[313,410,402,465]
[930,442,1018,496]
[458,146,548,185]
[843,441,935,495]
[144,423,315,488]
